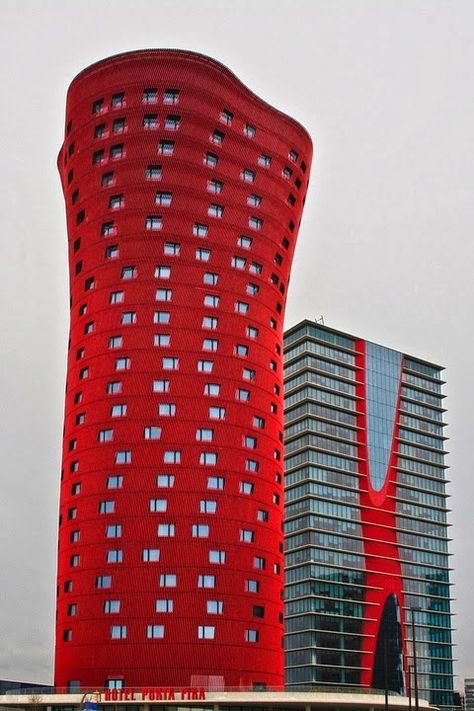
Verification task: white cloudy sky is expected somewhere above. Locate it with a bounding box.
[0,0,473,688]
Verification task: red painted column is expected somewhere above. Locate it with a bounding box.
[56,50,312,690]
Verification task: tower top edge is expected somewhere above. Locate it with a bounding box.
[66,48,313,146]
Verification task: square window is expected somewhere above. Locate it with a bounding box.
[111,625,127,639]
[147,624,164,638]
[111,92,125,108]
[157,474,175,487]
[156,521,174,540]
[96,575,112,589]
[200,499,217,514]
[142,548,160,562]
[249,216,263,230]
[156,191,172,206]
[194,223,209,237]
[93,150,105,165]
[203,272,218,285]
[196,248,211,261]
[209,406,225,420]
[110,290,124,304]
[238,235,253,249]
[244,124,256,138]
[198,625,215,639]
[235,301,249,314]
[198,574,215,588]
[155,265,171,278]
[208,203,224,218]
[207,476,225,490]
[106,549,123,563]
[154,311,170,324]
[198,360,214,373]
[112,118,126,133]
[241,168,255,183]
[163,450,181,463]
[210,129,224,145]
[146,215,163,230]
[202,383,220,399]
[110,144,124,160]
[231,256,246,269]
[204,152,219,167]
[220,109,233,125]
[105,244,119,259]
[192,524,209,538]
[150,498,167,512]
[240,529,254,543]
[156,288,172,301]
[144,426,161,440]
[204,295,219,308]
[247,193,262,207]
[158,402,175,416]
[207,179,223,194]
[200,452,217,465]
[146,164,162,180]
[109,194,124,210]
[106,525,122,538]
[164,241,180,255]
[156,599,174,612]
[245,629,259,642]
[160,573,177,587]
[101,221,116,236]
[115,357,130,371]
[153,379,170,393]
[143,88,157,103]
[104,599,121,613]
[164,88,180,104]
[154,334,171,347]
[162,356,179,370]
[102,171,115,187]
[143,114,158,130]
[165,114,181,130]
[246,579,259,592]
[207,599,224,614]
[121,311,136,324]
[92,98,104,114]
[121,266,136,280]
[209,549,226,564]
[158,140,175,155]
[240,481,254,495]
[115,450,131,464]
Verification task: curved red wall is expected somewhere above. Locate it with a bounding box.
[56,49,312,690]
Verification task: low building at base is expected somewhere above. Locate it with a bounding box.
[0,689,434,711]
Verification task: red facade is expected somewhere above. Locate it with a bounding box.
[56,50,312,690]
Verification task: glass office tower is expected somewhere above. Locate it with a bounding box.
[284,321,454,709]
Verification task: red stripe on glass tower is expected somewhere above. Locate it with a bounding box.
[56,49,312,691]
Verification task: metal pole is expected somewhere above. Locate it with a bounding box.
[408,664,413,711]
[411,609,419,711]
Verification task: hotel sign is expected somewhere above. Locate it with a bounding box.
[101,688,207,702]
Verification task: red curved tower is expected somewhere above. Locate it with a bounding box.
[56,49,312,691]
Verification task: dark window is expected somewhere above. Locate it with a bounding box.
[92,98,104,114]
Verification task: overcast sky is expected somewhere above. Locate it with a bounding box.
[0,0,472,688]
